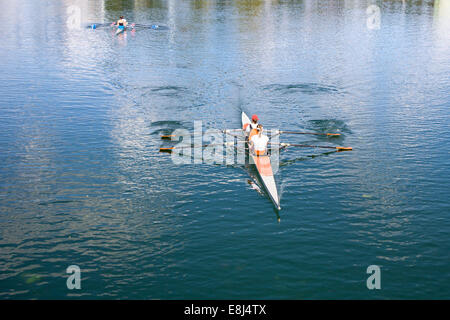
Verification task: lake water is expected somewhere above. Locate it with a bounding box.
[0,0,449,299]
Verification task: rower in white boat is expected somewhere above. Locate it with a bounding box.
[249,124,269,156]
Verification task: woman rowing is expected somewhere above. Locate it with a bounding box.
[115,16,128,30]
[249,124,269,156]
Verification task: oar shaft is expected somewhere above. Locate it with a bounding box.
[160,144,209,153]
[279,131,340,136]
[160,142,234,152]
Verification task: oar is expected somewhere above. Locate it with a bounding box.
[162,129,340,139]
[271,143,352,151]
[160,142,234,153]
[161,134,179,140]
[134,24,162,29]
[88,22,114,29]
[276,130,341,137]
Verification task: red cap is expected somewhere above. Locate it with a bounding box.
[251,114,259,121]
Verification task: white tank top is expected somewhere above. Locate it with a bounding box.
[251,134,269,151]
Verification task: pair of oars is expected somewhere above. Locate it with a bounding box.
[271,131,351,151]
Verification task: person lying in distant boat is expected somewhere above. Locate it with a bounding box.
[249,124,269,156]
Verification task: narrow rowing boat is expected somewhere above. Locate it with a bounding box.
[241,112,281,210]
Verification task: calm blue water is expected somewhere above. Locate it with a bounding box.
[0,0,449,299]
